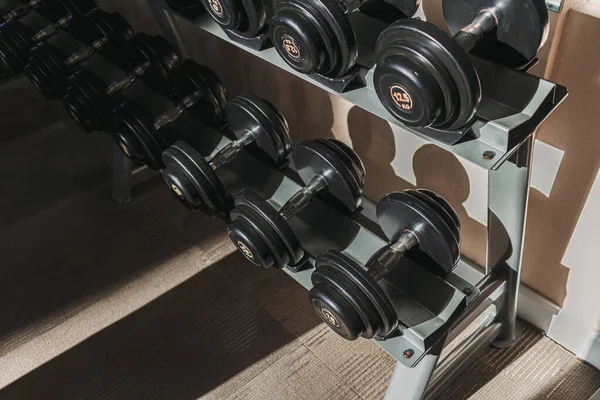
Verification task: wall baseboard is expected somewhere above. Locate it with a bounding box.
[453,261,561,333]
[583,331,600,371]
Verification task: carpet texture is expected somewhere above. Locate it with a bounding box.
[0,76,599,399]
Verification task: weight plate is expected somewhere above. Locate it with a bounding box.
[375,19,480,131]
[60,0,96,18]
[404,189,460,246]
[201,0,246,31]
[377,191,460,274]
[164,0,205,19]
[112,102,167,170]
[419,189,461,232]
[313,250,398,340]
[162,141,232,213]
[293,139,363,212]
[169,59,227,127]
[82,10,133,46]
[226,94,292,165]
[129,34,180,88]
[315,138,365,189]
[26,45,70,99]
[271,0,356,77]
[62,70,111,133]
[231,189,303,268]
[443,0,548,68]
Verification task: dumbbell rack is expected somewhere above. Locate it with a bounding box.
[106,1,569,399]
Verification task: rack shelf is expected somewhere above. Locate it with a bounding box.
[147,0,566,170]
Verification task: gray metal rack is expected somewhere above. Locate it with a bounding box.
[108,2,568,398]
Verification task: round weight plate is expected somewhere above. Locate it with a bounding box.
[226,94,292,165]
[62,70,111,133]
[315,138,365,189]
[26,45,70,98]
[443,0,548,68]
[375,19,480,131]
[404,189,460,245]
[162,141,232,213]
[164,0,205,19]
[201,0,246,31]
[129,34,180,87]
[313,250,398,339]
[271,0,356,77]
[112,102,166,170]
[419,189,461,232]
[60,0,96,17]
[169,59,228,127]
[377,191,460,274]
[83,10,134,46]
[293,139,363,212]
[230,189,302,268]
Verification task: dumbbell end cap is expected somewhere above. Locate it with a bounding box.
[309,283,364,341]
[374,54,444,128]
[162,168,203,211]
[270,10,323,75]
[228,219,276,269]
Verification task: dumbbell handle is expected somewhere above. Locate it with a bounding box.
[209,130,254,170]
[279,174,327,220]
[105,61,152,95]
[337,0,362,14]
[3,0,44,20]
[153,90,204,130]
[454,9,498,53]
[31,14,74,42]
[368,231,418,281]
[65,36,108,67]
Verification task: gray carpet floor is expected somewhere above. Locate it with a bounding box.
[0,77,599,399]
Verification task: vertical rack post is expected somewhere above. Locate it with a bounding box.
[111,143,133,204]
[147,0,190,58]
[487,136,534,346]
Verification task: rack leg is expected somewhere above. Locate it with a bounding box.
[383,343,442,400]
[111,144,133,204]
[487,136,534,346]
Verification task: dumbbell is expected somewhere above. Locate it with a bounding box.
[0,0,66,25]
[309,189,460,341]
[25,10,133,99]
[374,0,548,131]
[270,0,419,78]
[200,0,270,39]
[164,0,204,19]
[162,94,292,215]
[61,34,180,132]
[111,60,227,170]
[0,0,96,78]
[229,139,365,270]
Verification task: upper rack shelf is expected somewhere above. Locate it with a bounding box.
[147,0,567,170]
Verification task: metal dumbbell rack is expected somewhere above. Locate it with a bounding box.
[108,1,568,398]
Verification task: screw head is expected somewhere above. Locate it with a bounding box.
[463,287,472,295]
[403,349,414,359]
[483,151,496,161]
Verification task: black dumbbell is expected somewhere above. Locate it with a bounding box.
[164,0,204,19]
[25,10,133,99]
[0,0,96,78]
[111,60,227,170]
[229,139,365,270]
[0,0,66,25]
[270,0,419,78]
[200,0,270,39]
[162,94,292,215]
[309,189,460,341]
[374,0,548,131]
[61,34,180,132]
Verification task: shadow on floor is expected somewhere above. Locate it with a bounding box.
[0,253,322,400]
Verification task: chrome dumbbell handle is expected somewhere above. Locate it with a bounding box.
[105,61,152,95]
[278,174,327,221]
